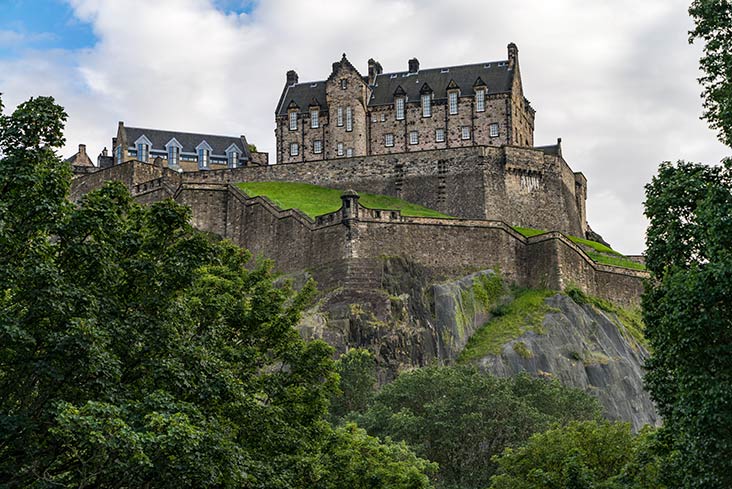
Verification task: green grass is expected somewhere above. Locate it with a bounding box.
[459,288,556,362]
[236,181,451,219]
[565,287,648,350]
[512,226,645,271]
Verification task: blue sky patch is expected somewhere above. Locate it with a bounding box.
[0,0,96,58]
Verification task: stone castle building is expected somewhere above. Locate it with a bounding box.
[104,121,268,172]
[275,43,534,164]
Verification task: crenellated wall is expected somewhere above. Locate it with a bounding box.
[78,143,586,236]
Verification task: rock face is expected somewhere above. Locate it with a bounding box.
[298,260,658,430]
[477,294,659,431]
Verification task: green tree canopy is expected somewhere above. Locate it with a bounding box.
[643,159,732,488]
[0,95,435,488]
[330,348,378,421]
[689,0,732,147]
[488,421,664,489]
[351,367,601,489]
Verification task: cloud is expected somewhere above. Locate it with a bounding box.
[0,29,55,46]
[1,0,728,254]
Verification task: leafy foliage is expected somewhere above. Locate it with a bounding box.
[689,0,732,147]
[330,348,378,421]
[643,160,732,488]
[352,367,601,489]
[0,95,434,488]
[488,421,665,489]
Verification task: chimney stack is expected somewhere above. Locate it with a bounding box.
[507,43,518,69]
[368,58,383,84]
[408,57,419,73]
[78,144,87,157]
[286,70,299,86]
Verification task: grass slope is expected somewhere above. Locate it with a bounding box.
[512,226,645,271]
[237,181,451,219]
[458,288,556,362]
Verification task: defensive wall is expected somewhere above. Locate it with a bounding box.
[73,144,587,237]
[71,161,644,306]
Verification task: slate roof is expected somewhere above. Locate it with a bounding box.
[369,61,512,106]
[276,59,513,116]
[124,126,252,159]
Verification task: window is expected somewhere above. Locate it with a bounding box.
[395,97,405,120]
[290,142,299,156]
[435,128,445,142]
[289,111,297,130]
[168,146,180,167]
[198,148,210,168]
[381,113,386,122]
[489,123,499,137]
[448,91,458,115]
[337,107,343,126]
[346,148,353,157]
[422,94,431,117]
[476,89,485,112]
[137,143,149,162]
[337,142,344,156]
[116,145,123,164]
[385,133,394,147]
[461,126,471,140]
[340,78,348,89]
[310,109,319,128]
[409,131,419,145]
[228,151,238,168]
[313,140,322,154]
[346,107,353,132]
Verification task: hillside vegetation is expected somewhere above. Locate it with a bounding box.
[237,181,452,219]
[513,226,646,270]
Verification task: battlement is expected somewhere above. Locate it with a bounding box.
[71,159,642,305]
[74,143,587,237]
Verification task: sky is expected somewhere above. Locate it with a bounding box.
[0,0,729,254]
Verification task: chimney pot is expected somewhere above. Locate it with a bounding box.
[408,57,419,73]
[286,70,298,86]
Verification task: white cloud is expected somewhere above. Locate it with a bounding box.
[1,0,728,254]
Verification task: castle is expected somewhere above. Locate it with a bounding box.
[69,43,645,309]
[275,44,534,164]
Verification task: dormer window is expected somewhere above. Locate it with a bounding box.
[310,109,319,128]
[134,135,152,163]
[288,110,298,130]
[476,89,486,112]
[448,91,459,115]
[395,97,405,120]
[196,141,212,169]
[422,94,431,117]
[225,143,242,168]
[165,137,182,168]
[168,146,180,167]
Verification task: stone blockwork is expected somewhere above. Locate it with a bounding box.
[93,144,586,236]
[73,166,643,306]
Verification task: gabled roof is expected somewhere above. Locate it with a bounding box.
[276,58,514,116]
[123,126,251,159]
[276,81,327,117]
[369,61,512,105]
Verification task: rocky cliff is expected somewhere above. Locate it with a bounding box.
[298,257,658,430]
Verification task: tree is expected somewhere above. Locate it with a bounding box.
[488,421,664,489]
[689,0,732,147]
[352,367,601,489]
[643,160,732,488]
[0,95,435,488]
[316,423,437,489]
[330,348,378,421]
